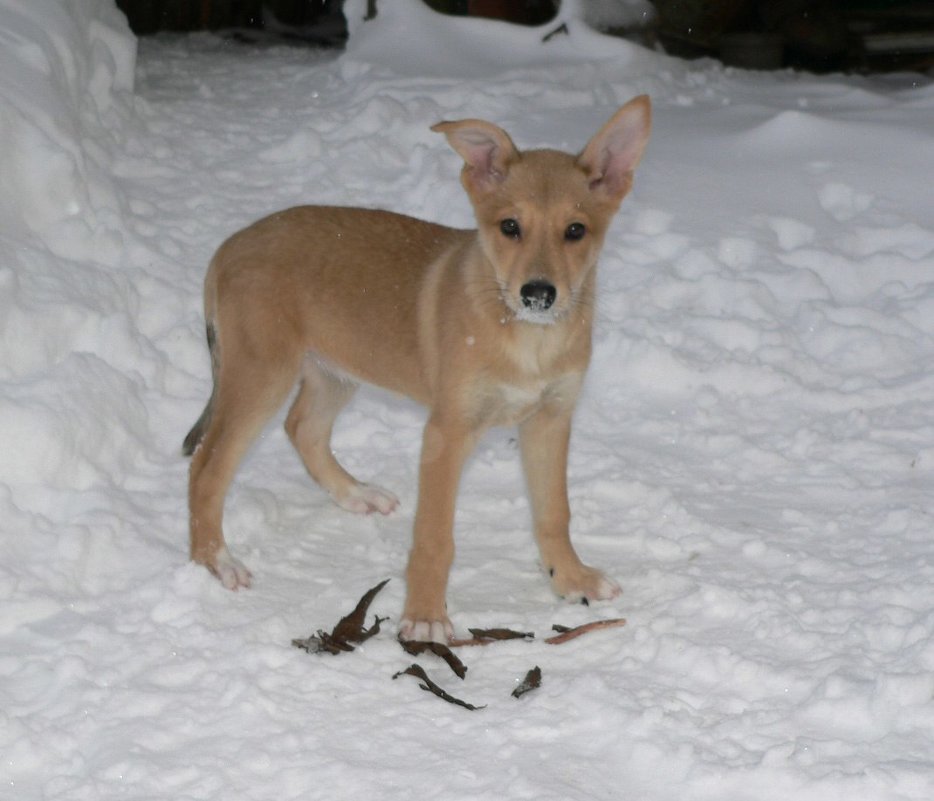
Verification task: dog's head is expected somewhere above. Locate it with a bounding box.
[433,96,651,325]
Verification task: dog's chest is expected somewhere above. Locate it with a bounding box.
[471,372,579,427]
[490,382,547,424]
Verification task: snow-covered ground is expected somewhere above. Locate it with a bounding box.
[2,0,933,798]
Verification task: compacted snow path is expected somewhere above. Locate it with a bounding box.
[2,1,933,798]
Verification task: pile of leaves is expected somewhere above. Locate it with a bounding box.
[293,580,626,711]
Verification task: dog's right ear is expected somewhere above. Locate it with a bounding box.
[432,119,519,193]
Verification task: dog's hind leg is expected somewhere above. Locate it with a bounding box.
[188,347,299,589]
[285,359,399,515]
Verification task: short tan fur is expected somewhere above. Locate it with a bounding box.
[184,96,652,642]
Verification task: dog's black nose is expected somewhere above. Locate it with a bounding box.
[520,280,557,311]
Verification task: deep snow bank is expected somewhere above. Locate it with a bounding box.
[0,0,134,247]
[0,1,141,497]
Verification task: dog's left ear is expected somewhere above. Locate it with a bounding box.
[578,95,652,201]
[432,119,520,193]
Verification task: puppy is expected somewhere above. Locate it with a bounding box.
[184,96,651,642]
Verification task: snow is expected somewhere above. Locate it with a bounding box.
[2,0,933,798]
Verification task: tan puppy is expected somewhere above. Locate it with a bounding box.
[184,96,651,642]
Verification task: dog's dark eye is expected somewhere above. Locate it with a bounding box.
[500,218,521,239]
[565,222,586,241]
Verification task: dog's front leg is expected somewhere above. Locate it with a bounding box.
[400,414,476,643]
[519,406,621,604]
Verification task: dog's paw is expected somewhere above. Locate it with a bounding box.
[398,616,454,644]
[335,483,399,516]
[209,546,253,590]
[550,564,620,604]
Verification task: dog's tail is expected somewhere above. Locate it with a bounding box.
[182,321,219,457]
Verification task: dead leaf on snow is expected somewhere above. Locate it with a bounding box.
[449,627,535,647]
[511,666,542,698]
[392,664,485,711]
[398,639,468,679]
[292,579,391,655]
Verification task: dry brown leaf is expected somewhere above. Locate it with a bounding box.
[392,664,485,711]
[450,627,535,647]
[398,639,468,679]
[511,666,542,698]
[292,579,391,655]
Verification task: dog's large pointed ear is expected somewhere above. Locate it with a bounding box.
[577,95,652,201]
[432,119,520,193]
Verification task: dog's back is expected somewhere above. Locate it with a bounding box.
[206,207,469,401]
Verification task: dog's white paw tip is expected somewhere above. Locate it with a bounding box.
[552,566,620,604]
[596,576,622,600]
[213,547,253,590]
[337,483,399,516]
[399,618,452,644]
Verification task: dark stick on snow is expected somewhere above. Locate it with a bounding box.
[544,618,627,645]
